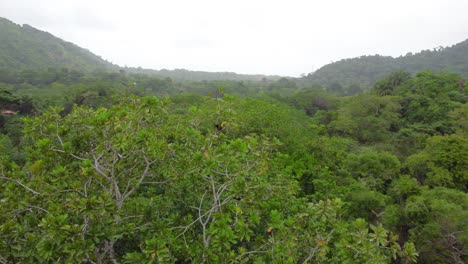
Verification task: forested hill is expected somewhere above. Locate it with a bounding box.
[0,17,280,81]
[0,17,117,72]
[124,67,282,82]
[301,38,468,89]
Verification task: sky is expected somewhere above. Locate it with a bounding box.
[1,0,468,77]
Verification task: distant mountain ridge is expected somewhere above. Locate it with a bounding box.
[2,16,467,85]
[124,67,282,82]
[301,39,468,89]
[0,17,280,81]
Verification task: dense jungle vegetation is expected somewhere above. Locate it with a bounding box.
[0,16,467,264]
[1,67,467,263]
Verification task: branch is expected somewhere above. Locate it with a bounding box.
[28,205,50,213]
[0,175,40,195]
[55,122,64,146]
[236,249,268,260]
[70,153,87,161]
[371,209,385,218]
[175,193,232,239]
[0,255,8,264]
[176,191,208,239]
[303,229,335,263]
[91,154,111,180]
[118,156,156,208]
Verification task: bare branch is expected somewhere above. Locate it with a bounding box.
[91,157,112,181]
[175,193,232,239]
[371,209,385,219]
[175,191,208,238]
[56,122,64,147]
[70,153,87,161]
[50,147,65,153]
[118,156,155,208]
[0,255,8,264]
[28,205,50,213]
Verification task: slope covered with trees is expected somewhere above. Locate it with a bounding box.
[300,39,468,91]
[124,68,282,82]
[0,17,116,72]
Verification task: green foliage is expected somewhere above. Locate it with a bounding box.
[346,189,388,222]
[0,94,420,263]
[405,135,467,190]
[344,149,400,191]
[448,103,468,136]
[408,188,467,263]
[0,28,466,263]
[387,175,421,203]
[285,88,340,117]
[397,71,463,134]
[373,70,411,96]
[329,94,400,143]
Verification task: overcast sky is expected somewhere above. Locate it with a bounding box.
[1,0,468,76]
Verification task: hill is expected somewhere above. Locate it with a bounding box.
[301,39,468,90]
[124,67,282,82]
[0,17,117,72]
[0,17,280,82]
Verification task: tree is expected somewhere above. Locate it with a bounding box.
[329,94,400,143]
[344,149,401,192]
[405,135,467,191]
[384,188,467,263]
[373,70,411,96]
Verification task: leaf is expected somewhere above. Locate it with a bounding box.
[402,242,418,263]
